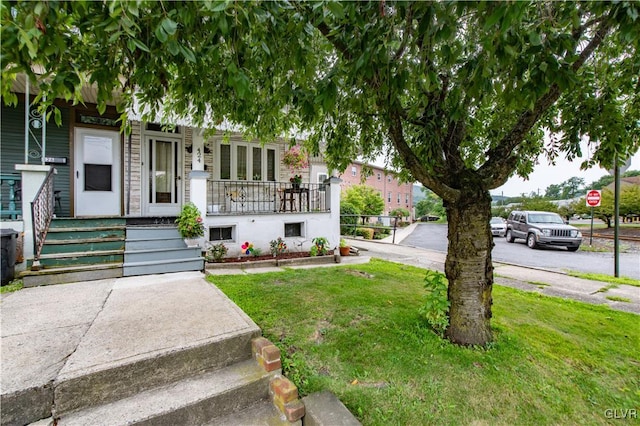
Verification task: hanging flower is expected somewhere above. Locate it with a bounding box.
[289,174,302,184]
[282,144,309,172]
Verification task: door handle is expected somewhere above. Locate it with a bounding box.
[76,170,79,178]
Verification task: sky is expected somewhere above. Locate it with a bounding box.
[492,150,640,198]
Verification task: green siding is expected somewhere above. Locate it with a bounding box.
[1,100,71,217]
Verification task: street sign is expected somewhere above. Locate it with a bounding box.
[586,190,601,207]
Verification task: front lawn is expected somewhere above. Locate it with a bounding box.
[208,259,639,425]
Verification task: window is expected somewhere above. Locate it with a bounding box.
[220,144,231,180]
[318,173,328,191]
[387,175,392,183]
[397,193,401,203]
[284,222,303,237]
[209,226,234,241]
[405,193,409,204]
[377,173,381,181]
[387,192,391,202]
[351,166,357,177]
[218,141,277,181]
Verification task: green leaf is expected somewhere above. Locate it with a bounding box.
[161,18,178,36]
[180,45,196,63]
[529,32,542,46]
[539,61,548,72]
[326,2,345,20]
[154,25,168,43]
[209,1,229,12]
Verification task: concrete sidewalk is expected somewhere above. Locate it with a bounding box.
[346,230,640,315]
[0,272,261,425]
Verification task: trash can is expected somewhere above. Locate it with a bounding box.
[1,228,18,285]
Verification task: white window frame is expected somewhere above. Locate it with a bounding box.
[217,140,278,181]
[209,225,236,242]
[351,166,357,177]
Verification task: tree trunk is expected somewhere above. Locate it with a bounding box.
[444,191,494,346]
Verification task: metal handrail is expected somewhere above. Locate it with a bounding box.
[30,168,56,270]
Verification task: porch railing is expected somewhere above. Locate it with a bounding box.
[31,168,56,270]
[206,180,329,214]
[0,174,22,219]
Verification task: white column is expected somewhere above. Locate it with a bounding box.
[325,176,343,248]
[191,130,205,171]
[189,170,209,247]
[15,164,53,262]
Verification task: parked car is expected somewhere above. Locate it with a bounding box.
[490,217,506,237]
[506,210,582,251]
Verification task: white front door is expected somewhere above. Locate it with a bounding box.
[74,128,121,216]
[143,136,182,216]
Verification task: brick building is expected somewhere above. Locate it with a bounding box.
[340,161,413,216]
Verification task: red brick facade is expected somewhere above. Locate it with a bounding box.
[340,162,413,215]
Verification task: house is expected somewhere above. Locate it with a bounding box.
[0,74,340,284]
[339,161,413,216]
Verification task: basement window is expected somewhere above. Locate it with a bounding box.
[209,226,234,241]
[284,222,304,238]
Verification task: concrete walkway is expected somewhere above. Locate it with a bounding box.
[347,222,640,315]
[0,272,261,425]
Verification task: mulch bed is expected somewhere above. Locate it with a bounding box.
[212,251,314,263]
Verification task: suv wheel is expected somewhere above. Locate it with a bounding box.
[506,229,515,243]
[567,246,579,252]
[526,233,538,249]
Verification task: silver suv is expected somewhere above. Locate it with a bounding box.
[506,210,582,251]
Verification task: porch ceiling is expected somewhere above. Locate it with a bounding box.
[10,72,120,106]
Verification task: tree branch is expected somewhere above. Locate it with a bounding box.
[392,4,414,62]
[479,13,615,188]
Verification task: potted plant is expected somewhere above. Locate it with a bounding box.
[289,174,302,189]
[175,202,205,246]
[339,238,350,256]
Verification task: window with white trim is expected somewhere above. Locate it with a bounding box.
[284,222,304,238]
[209,226,235,241]
[217,141,277,181]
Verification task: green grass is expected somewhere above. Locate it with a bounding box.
[568,271,640,288]
[606,296,631,303]
[209,259,640,425]
[0,279,23,293]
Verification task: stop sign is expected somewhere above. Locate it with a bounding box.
[586,190,601,207]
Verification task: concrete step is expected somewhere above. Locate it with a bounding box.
[122,257,204,276]
[57,360,276,426]
[124,247,201,263]
[42,238,125,254]
[53,313,258,414]
[21,263,123,287]
[209,399,298,426]
[126,226,182,240]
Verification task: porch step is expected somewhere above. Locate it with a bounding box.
[123,226,204,276]
[122,258,204,276]
[20,263,123,287]
[35,250,124,269]
[49,217,126,229]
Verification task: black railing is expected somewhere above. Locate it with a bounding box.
[31,168,56,270]
[206,180,329,214]
[340,214,401,243]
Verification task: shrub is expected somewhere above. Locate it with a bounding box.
[419,270,450,336]
[340,202,360,235]
[270,237,288,257]
[356,227,374,239]
[206,242,227,263]
[309,245,319,256]
[390,207,411,218]
[311,237,329,255]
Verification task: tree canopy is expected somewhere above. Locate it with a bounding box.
[2,1,639,346]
